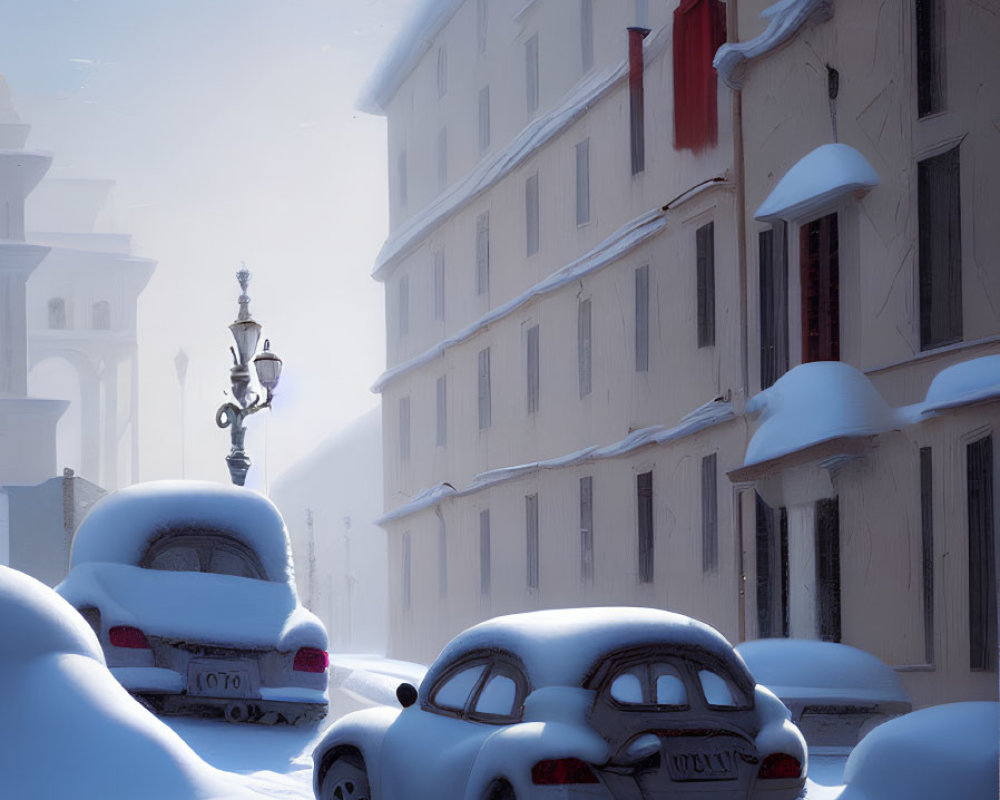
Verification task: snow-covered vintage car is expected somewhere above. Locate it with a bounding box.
[312,607,807,800]
[56,480,328,725]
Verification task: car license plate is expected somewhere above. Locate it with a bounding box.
[666,750,738,781]
[188,661,255,698]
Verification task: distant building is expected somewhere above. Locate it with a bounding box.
[362,0,999,707]
[270,407,386,654]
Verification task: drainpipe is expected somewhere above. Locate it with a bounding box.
[628,26,651,175]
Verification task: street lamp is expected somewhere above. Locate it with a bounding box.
[215,267,282,485]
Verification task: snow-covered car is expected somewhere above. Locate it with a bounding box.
[312,607,807,800]
[57,480,329,725]
[735,639,911,753]
[0,565,235,799]
[837,702,999,800]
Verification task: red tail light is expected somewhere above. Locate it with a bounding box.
[293,647,329,673]
[758,753,802,780]
[531,758,599,785]
[108,625,149,649]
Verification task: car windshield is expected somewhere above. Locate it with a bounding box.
[140,529,267,581]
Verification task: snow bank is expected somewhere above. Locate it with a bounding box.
[57,562,326,651]
[754,143,880,221]
[838,702,999,800]
[743,362,896,466]
[0,566,240,799]
[921,354,1000,414]
[422,607,749,693]
[69,481,295,586]
[714,0,834,90]
[736,639,909,705]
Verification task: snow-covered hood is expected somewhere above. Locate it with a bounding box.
[57,562,326,652]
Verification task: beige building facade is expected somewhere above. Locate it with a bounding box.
[364,0,999,708]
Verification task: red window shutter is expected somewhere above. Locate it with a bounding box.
[673,0,727,152]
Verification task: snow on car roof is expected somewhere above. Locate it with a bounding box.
[57,562,327,651]
[69,480,295,585]
[736,639,910,705]
[422,607,751,694]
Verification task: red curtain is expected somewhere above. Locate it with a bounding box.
[673,0,727,152]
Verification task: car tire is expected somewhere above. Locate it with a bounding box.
[320,753,370,800]
[485,779,516,800]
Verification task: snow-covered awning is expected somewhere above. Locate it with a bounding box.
[754,143,880,222]
[713,0,833,90]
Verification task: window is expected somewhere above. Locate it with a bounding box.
[92,300,111,330]
[635,265,649,372]
[434,249,445,320]
[475,673,517,716]
[434,664,485,710]
[759,225,789,389]
[756,494,789,638]
[575,138,590,225]
[48,297,66,330]
[477,0,488,53]
[476,212,490,294]
[696,222,715,347]
[478,86,491,155]
[628,27,648,174]
[480,509,491,596]
[637,471,654,583]
[580,0,594,73]
[437,128,447,190]
[438,515,448,599]
[398,396,410,461]
[699,669,738,707]
[402,532,412,610]
[580,476,594,582]
[701,453,718,572]
[916,0,943,117]
[436,375,447,447]
[920,446,935,664]
[397,275,409,338]
[578,298,592,398]
[436,46,447,98]
[526,493,539,590]
[673,0,726,152]
[919,146,962,350]
[397,150,407,207]
[968,434,996,671]
[816,497,841,643]
[525,34,539,114]
[800,212,840,362]
[478,347,491,429]
[141,531,266,581]
[526,324,540,414]
[526,172,539,256]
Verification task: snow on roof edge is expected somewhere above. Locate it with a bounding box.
[371,23,672,279]
[376,398,734,526]
[713,0,834,90]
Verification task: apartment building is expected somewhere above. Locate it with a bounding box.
[362,0,999,707]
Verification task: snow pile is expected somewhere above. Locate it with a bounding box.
[838,702,999,800]
[377,482,456,525]
[921,354,1000,414]
[0,566,242,799]
[423,607,749,692]
[69,481,296,586]
[754,143,880,221]
[743,362,897,466]
[714,0,834,90]
[57,562,326,651]
[736,639,909,705]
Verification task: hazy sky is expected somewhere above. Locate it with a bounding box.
[1,0,419,491]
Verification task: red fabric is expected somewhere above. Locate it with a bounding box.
[673,0,727,152]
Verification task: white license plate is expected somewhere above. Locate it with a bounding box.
[666,750,738,781]
[188,661,254,698]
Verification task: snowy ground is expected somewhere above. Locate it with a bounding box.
[160,656,848,800]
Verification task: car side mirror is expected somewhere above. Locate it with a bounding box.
[396,682,418,708]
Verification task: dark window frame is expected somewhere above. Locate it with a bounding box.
[637,471,654,583]
[696,222,716,347]
[968,434,996,671]
[526,324,540,414]
[526,493,539,590]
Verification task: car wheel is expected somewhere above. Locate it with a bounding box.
[320,754,370,800]
[485,779,516,800]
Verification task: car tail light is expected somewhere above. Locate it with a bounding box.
[531,758,599,785]
[293,647,328,673]
[109,625,150,649]
[758,753,802,780]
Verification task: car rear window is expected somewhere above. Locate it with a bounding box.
[141,530,267,580]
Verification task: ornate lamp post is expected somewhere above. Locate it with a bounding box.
[215,267,282,485]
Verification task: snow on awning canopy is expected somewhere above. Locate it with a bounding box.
[755,143,880,222]
[920,354,1000,415]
